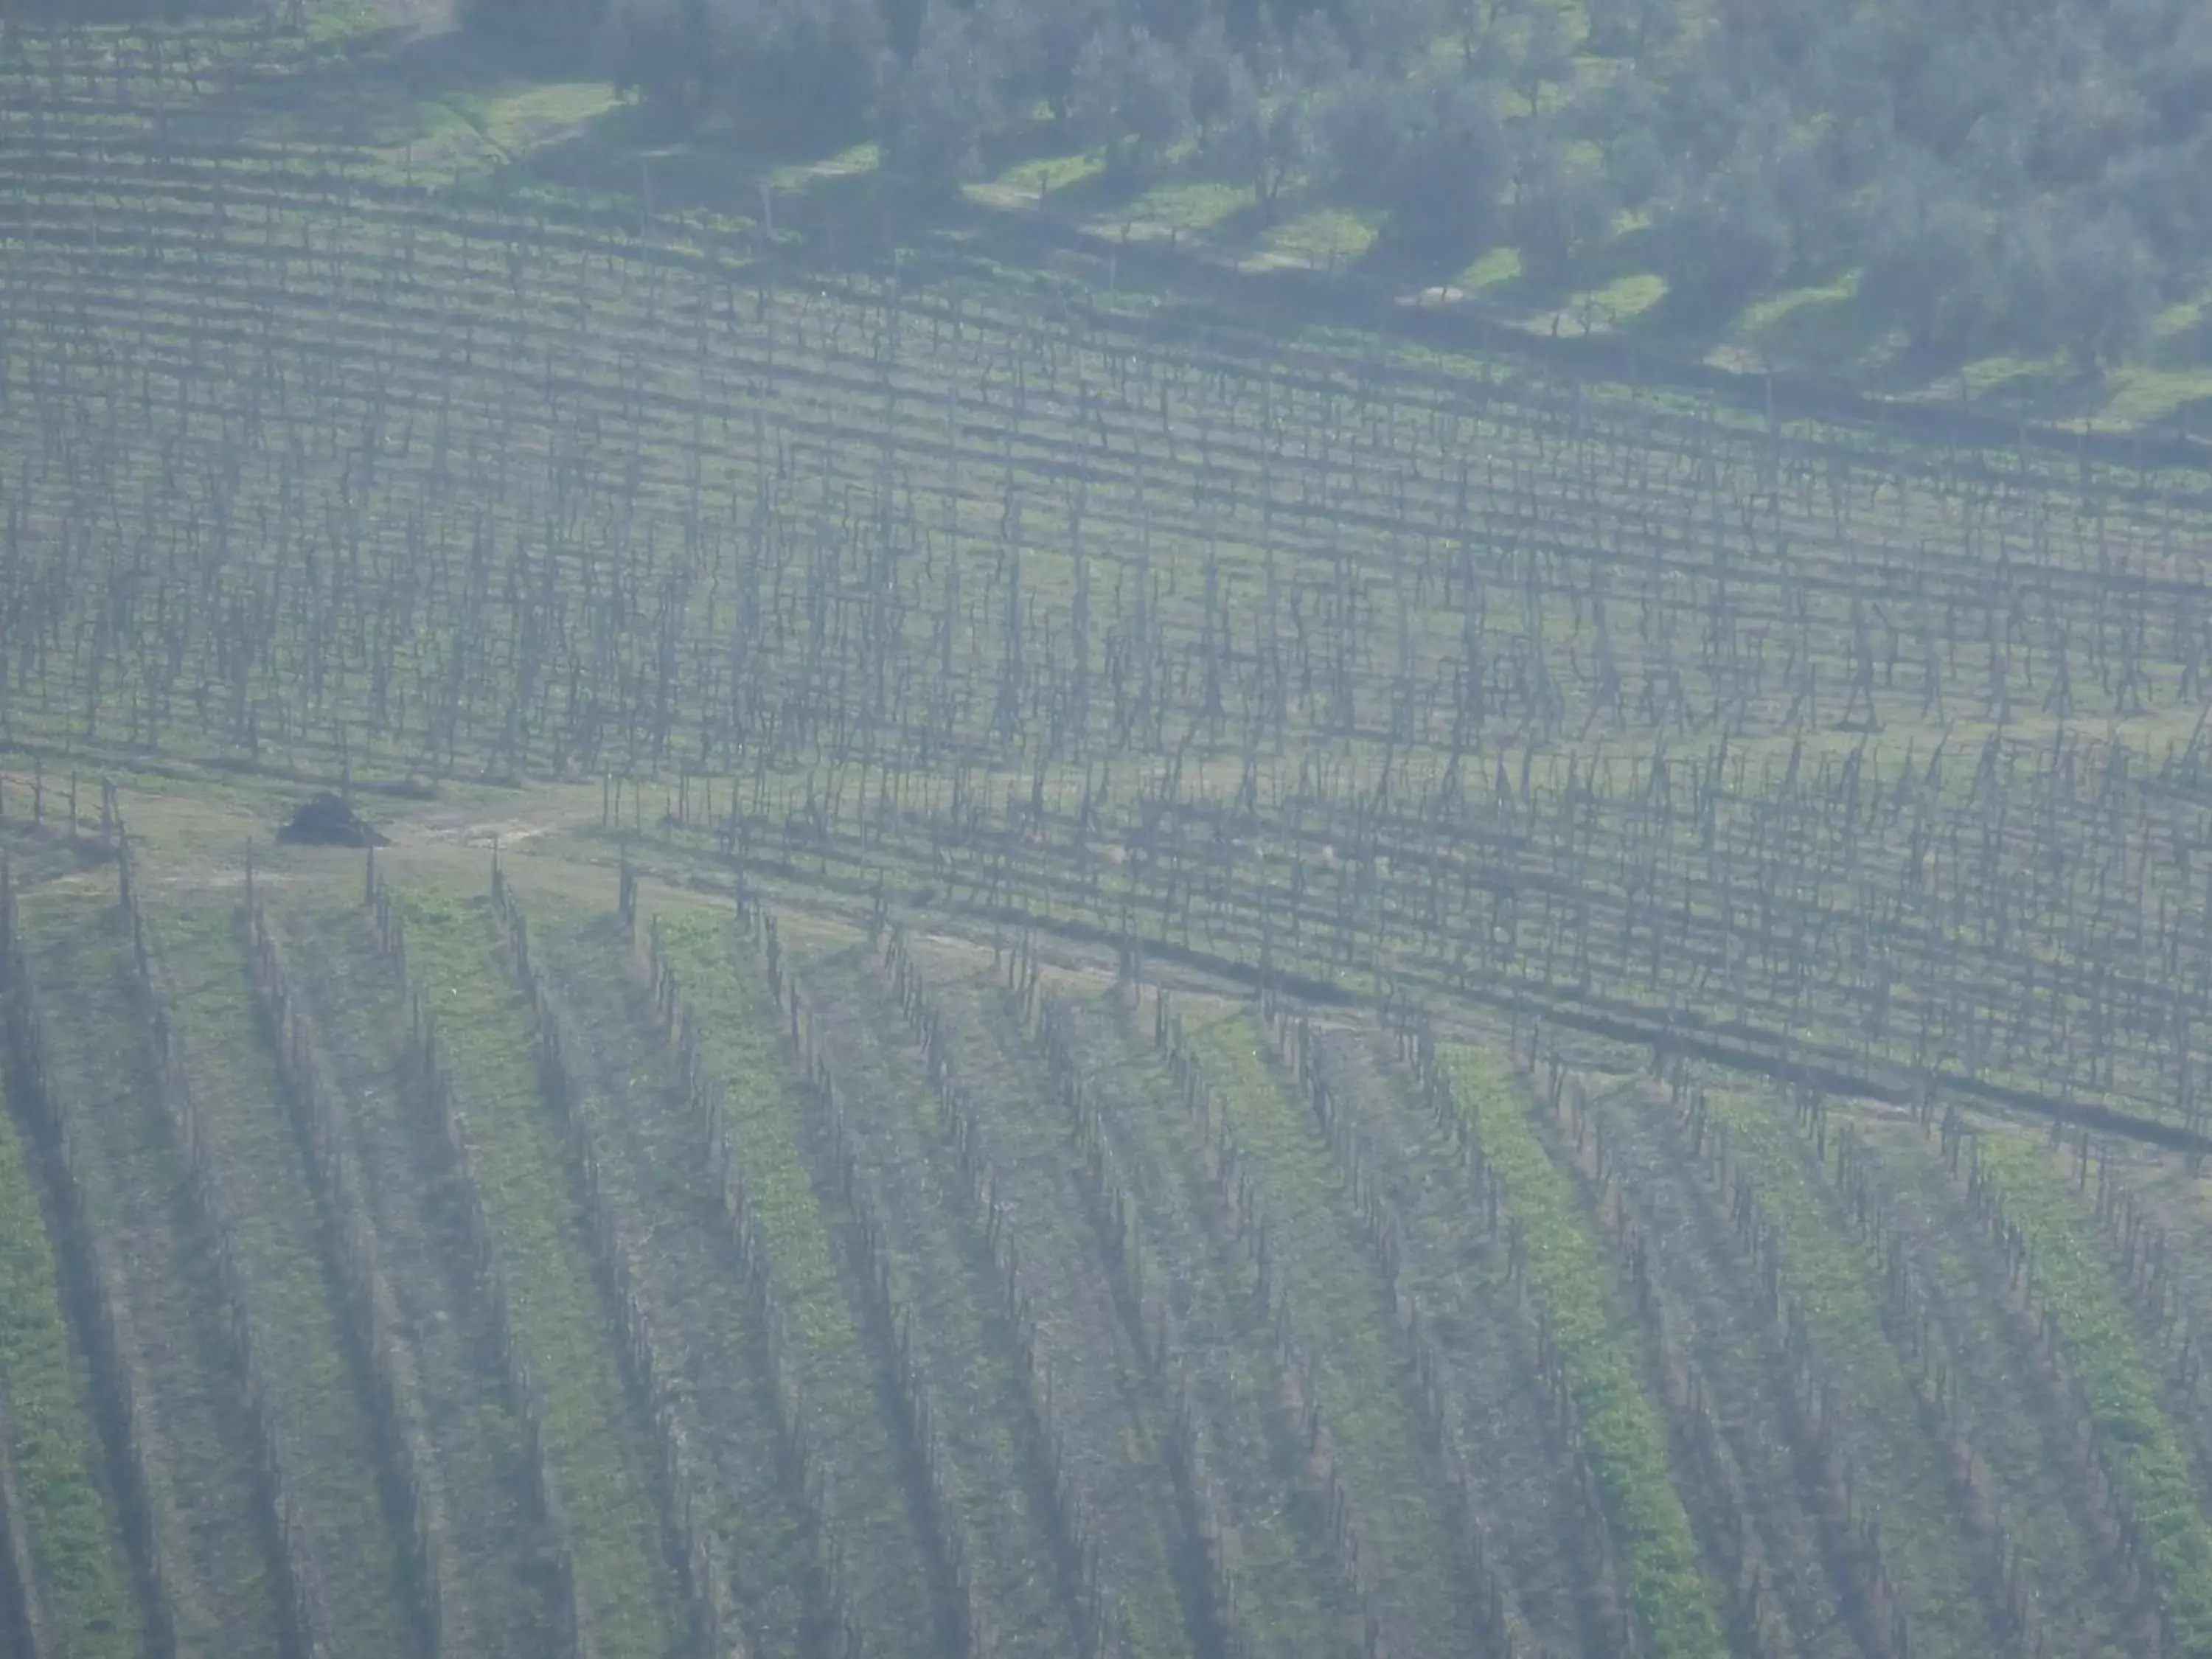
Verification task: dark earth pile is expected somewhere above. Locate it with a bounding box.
[276,792,387,847]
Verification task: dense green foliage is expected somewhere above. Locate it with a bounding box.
[462,0,2212,366]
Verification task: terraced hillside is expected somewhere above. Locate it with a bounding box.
[4,5,2212,1659]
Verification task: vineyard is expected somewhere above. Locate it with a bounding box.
[4,7,2212,1659]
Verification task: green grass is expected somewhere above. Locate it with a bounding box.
[1440,1046,1725,1659]
[1570,271,1666,328]
[2096,366,2212,431]
[651,917,869,1372]
[792,935,1077,1658]
[0,1064,141,1659]
[1182,1006,1462,1655]
[526,900,816,1653]
[1250,206,1379,268]
[1455,246,1523,293]
[1113,179,1251,240]
[1070,992,1352,1659]
[392,884,686,1659]
[979,150,1108,205]
[149,900,412,1659]
[1698,1085,1993,1659]
[924,962,1191,1659]
[13,889,288,1659]
[278,898,560,1659]
[1972,1133,2212,1659]
[648,909,939,1644]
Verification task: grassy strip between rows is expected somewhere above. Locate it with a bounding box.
[795,937,1075,1658]
[650,913,923,1577]
[1179,1008,1457,1649]
[1972,1133,2212,1659]
[1439,1045,1726,1659]
[1071,993,1346,1659]
[152,901,411,1658]
[0,1059,140,1659]
[533,904,818,1650]
[934,967,1188,1659]
[1697,1085,1989,1659]
[393,884,685,1659]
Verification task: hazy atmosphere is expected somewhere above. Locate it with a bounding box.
[1,2,2211,1658]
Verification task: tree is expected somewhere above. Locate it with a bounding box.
[991,0,1115,128]
[1585,68,1669,207]
[1343,0,1447,76]
[464,0,607,55]
[700,0,887,132]
[1186,18,1245,137]
[1318,69,1414,195]
[1512,1,1573,115]
[2001,202,2157,372]
[1070,24,1192,180]
[1381,77,1506,265]
[2107,133,2212,262]
[600,0,704,119]
[878,0,999,187]
[1206,63,1312,215]
[1648,147,1792,319]
[1585,0,1676,61]
[1511,128,1615,284]
[1860,179,1997,361]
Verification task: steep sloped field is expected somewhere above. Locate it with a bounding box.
[272,899,563,1659]
[142,898,415,1659]
[4,6,2212,1656]
[522,898,821,1658]
[0,843,2206,1658]
[0,1045,139,1659]
[383,883,688,1659]
[6,885,288,1659]
[644,908,949,1658]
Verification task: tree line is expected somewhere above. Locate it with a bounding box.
[453,0,2212,370]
